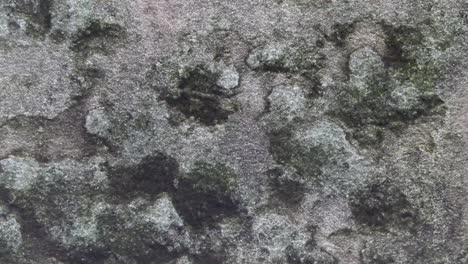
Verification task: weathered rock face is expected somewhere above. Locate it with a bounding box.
[0,0,467,263]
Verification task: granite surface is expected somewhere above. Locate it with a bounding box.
[0,0,467,263]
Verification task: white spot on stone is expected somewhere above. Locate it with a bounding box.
[85,108,111,138]
[217,66,240,90]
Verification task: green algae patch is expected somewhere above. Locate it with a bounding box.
[333,23,447,138]
[174,162,240,228]
[382,23,444,95]
[267,124,332,181]
[162,65,238,126]
[182,162,237,195]
[391,59,438,95]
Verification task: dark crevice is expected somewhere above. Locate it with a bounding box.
[173,162,241,229]
[107,153,178,201]
[254,85,275,121]
[161,65,237,126]
[36,0,52,33]
[328,23,355,47]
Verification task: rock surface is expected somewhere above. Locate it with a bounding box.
[0,0,467,263]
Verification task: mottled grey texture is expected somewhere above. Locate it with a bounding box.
[0,0,467,263]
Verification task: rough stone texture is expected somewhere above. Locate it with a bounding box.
[0,0,467,263]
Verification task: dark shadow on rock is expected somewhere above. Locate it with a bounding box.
[162,65,237,126]
[173,162,241,229]
[108,153,178,200]
[266,167,305,206]
[267,125,328,180]
[349,182,419,232]
[9,0,53,37]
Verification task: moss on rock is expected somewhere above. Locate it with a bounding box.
[348,182,419,231]
[334,33,446,147]
[268,124,330,180]
[174,162,239,228]
[162,65,238,126]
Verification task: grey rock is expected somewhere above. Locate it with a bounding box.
[266,84,307,123]
[175,255,193,264]
[246,43,288,70]
[0,0,466,263]
[389,83,424,111]
[348,47,386,97]
[216,66,240,90]
[85,107,112,138]
[0,206,23,258]
[98,195,190,258]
